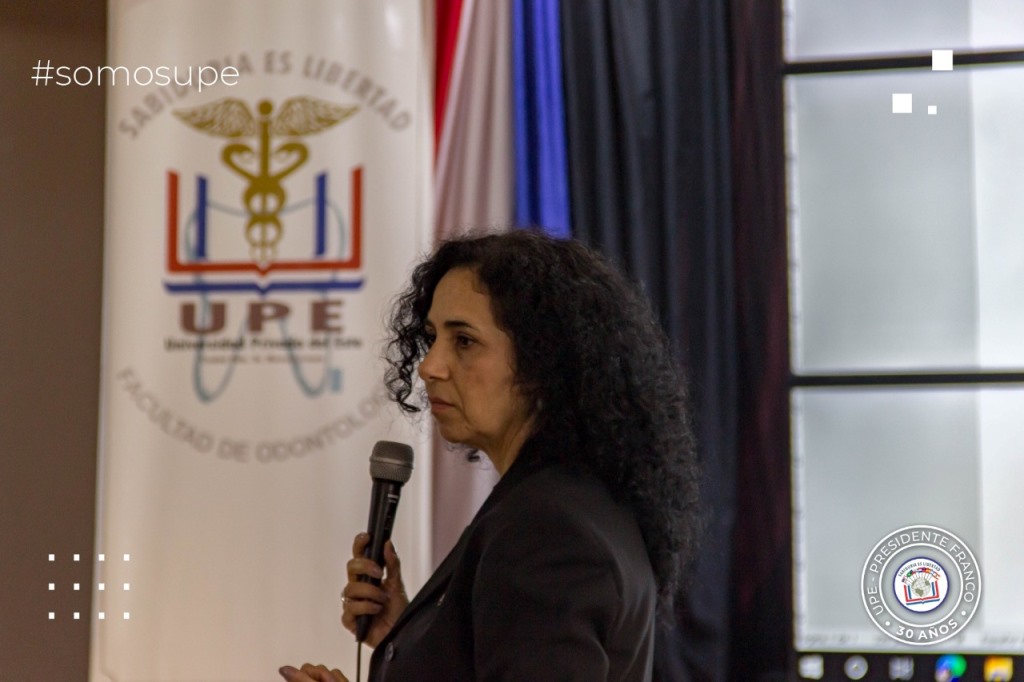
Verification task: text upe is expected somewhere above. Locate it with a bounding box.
[179,300,343,334]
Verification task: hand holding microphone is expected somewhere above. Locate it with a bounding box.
[283,442,412,681]
[340,441,413,649]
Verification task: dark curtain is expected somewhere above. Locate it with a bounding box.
[728,0,790,680]
[560,1,736,680]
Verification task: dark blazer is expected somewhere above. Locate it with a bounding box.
[368,436,656,681]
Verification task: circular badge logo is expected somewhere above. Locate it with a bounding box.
[893,557,948,613]
[861,525,981,645]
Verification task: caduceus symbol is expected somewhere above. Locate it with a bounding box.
[173,97,358,266]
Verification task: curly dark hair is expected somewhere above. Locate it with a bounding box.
[384,230,700,605]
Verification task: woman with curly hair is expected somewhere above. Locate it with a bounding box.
[282,230,700,682]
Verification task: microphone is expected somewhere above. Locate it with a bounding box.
[356,440,414,642]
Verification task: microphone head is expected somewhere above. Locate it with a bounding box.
[369,440,414,484]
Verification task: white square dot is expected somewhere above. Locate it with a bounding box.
[48,612,55,620]
[123,554,130,562]
[74,612,80,620]
[98,583,105,591]
[74,554,80,562]
[932,49,953,71]
[892,93,913,114]
[99,612,106,620]
[123,612,131,620]
[48,554,55,562]
[74,583,80,591]
[928,105,937,115]
[48,583,55,591]
[123,583,130,591]
[98,554,105,562]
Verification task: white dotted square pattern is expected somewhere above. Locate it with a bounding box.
[48,552,133,621]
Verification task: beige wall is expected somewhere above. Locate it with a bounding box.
[0,2,105,677]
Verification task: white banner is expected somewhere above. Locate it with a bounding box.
[93,2,432,679]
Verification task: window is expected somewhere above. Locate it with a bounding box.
[784,0,1024,662]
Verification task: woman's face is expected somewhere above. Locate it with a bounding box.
[418,268,534,472]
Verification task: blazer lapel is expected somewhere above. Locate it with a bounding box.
[384,530,463,636]
[377,438,548,643]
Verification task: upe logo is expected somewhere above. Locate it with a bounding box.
[861,525,981,645]
[894,558,947,612]
[165,96,363,294]
[160,96,367,401]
